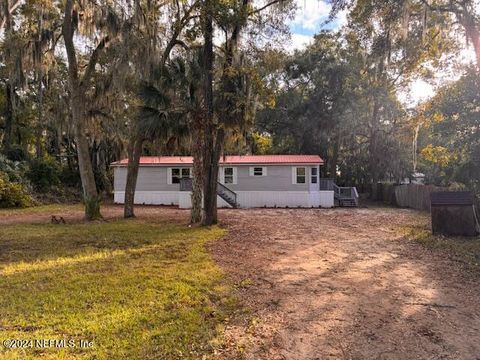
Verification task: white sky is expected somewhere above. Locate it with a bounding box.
[288,0,478,107]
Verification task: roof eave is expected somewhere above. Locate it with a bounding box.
[111,162,324,167]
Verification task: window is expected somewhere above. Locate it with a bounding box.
[171,168,181,184]
[296,167,306,184]
[311,167,318,184]
[249,166,267,176]
[224,167,234,184]
[181,168,190,178]
[169,167,190,184]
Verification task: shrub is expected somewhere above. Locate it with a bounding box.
[4,147,27,161]
[59,166,82,188]
[0,154,25,183]
[27,157,61,191]
[0,172,33,208]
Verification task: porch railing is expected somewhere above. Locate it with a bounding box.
[320,178,359,207]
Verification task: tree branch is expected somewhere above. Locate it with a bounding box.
[161,0,200,65]
[63,0,79,86]
[80,36,111,88]
[418,0,457,13]
[0,0,22,30]
[248,0,284,16]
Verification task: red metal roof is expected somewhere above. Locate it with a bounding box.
[111,155,323,166]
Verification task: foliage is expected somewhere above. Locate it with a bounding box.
[0,208,234,359]
[251,132,273,154]
[420,144,456,167]
[257,30,413,187]
[0,154,26,183]
[0,171,33,208]
[26,157,61,191]
[415,68,480,195]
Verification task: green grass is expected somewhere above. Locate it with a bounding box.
[402,223,480,271]
[0,214,234,359]
[0,203,83,217]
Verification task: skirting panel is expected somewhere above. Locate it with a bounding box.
[114,191,179,205]
[178,191,334,209]
[179,193,230,209]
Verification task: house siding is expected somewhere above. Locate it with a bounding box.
[114,166,182,192]
[115,165,317,192]
[220,165,311,191]
[113,163,332,207]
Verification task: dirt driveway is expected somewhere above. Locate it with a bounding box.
[212,207,480,359]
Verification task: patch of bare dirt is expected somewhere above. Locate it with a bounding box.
[212,207,480,359]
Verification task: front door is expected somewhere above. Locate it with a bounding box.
[309,166,319,191]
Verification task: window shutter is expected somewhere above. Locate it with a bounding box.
[167,168,172,185]
[249,167,254,176]
[262,167,267,176]
[292,167,296,184]
[233,167,238,184]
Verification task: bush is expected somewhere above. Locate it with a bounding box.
[0,154,26,183]
[4,147,27,161]
[60,166,81,188]
[27,157,61,192]
[0,172,33,208]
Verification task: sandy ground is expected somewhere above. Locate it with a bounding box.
[2,204,479,359]
[211,207,480,360]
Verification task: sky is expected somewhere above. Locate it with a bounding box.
[288,0,346,51]
[287,0,477,107]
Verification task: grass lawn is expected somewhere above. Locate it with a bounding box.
[0,203,84,217]
[0,211,234,359]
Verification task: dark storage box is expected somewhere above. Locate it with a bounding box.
[430,191,479,237]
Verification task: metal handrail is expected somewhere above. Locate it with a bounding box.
[322,179,358,203]
[217,181,237,206]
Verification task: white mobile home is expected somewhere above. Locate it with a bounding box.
[111,155,335,208]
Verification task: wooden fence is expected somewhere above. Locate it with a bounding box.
[394,184,448,211]
[376,183,480,214]
[376,183,446,211]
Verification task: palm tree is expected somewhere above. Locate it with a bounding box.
[123,61,189,218]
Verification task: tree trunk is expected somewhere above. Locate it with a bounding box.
[201,0,217,226]
[191,118,203,223]
[124,135,143,218]
[35,71,43,158]
[369,98,380,200]
[2,0,14,153]
[63,0,102,220]
[328,133,340,178]
[35,9,44,158]
[202,124,216,225]
[202,127,224,225]
[2,83,14,152]
[72,94,101,220]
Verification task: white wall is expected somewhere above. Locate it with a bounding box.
[178,193,230,209]
[178,190,334,209]
[114,191,179,205]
